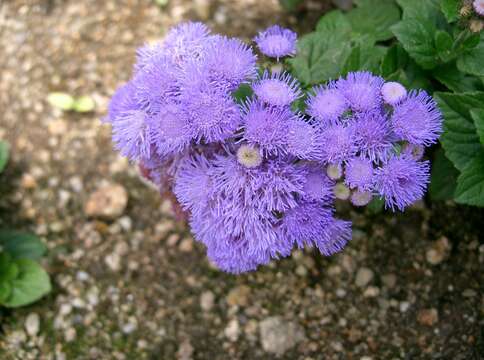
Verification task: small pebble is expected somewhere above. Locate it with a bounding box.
[25,313,40,337]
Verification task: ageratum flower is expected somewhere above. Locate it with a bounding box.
[306,82,348,124]
[286,118,323,160]
[132,54,180,115]
[240,100,292,156]
[254,25,297,59]
[344,157,374,191]
[374,155,430,211]
[201,36,257,90]
[111,110,152,161]
[163,21,211,62]
[209,152,307,212]
[353,112,393,162]
[338,71,384,112]
[473,0,484,16]
[107,82,139,122]
[180,150,309,273]
[301,163,334,202]
[173,153,214,215]
[281,201,351,256]
[181,78,241,143]
[318,122,357,164]
[391,90,443,146]
[252,71,302,107]
[151,103,193,158]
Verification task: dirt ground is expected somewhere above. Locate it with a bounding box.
[0,0,483,359]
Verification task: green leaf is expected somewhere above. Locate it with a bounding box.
[73,96,95,113]
[232,84,254,105]
[391,18,439,69]
[2,258,51,308]
[455,151,484,206]
[396,0,441,21]
[379,44,409,78]
[440,0,460,22]
[434,30,454,61]
[0,140,9,173]
[0,231,47,260]
[457,37,484,77]
[432,63,484,93]
[430,148,459,201]
[470,109,484,144]
[342,43,388,75]
[0,281,12,303]
[0,252,19,282]
[367,196,385,213]
[288,31,352,86]
[346,0,401,41]
[47,92,75,111]
[279,0,303,11]
[435,92,484,171]
[316,10,352,34]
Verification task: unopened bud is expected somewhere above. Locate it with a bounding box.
[237,145,263,168]
[334,182,350,200]
[327,163,342,180]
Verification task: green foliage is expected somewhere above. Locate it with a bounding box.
[0,140,9,173]
[0,232,51,308]
[279,0,304,11]
[288,0,484,206]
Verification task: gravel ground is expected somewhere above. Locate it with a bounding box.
[0,0,483,359]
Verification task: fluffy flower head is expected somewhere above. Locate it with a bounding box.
[374,155,430,211]
[473,0,484,16]
[252,71,302,107]
[391,90,443,146]
[306,83,348,124]
[319,123,357,164]
[338,71,384,112]
[344,157,374,191]
[241,100,291,156]
[254,25,297,59]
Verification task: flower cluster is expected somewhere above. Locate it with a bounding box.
[106,22,442,273]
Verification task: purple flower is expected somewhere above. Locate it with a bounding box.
[353,112,393,162]
[319,122,357,164]
[111,110,152,161]
[381,81,407,105]
[286,118,323,160]
[306,83,348,124]
[254,25,297,59]
[174,153,214,215]
[281,201,352,256]
[374,155,430,211]
[150,103,192,157]
[344,157,374,191]
[473,0,484,16]
[391,90,443,146]
[162,22,211,62]
[182,80,241,143]
[338,71,384,112]
[210,152,307,212]
[241,100,292,156]
[350,190,372,207]
[252,71,302,107]
[107,82,139,122]
[301,163,334,202]
[201,36,257,90]
[132,54,179,115]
